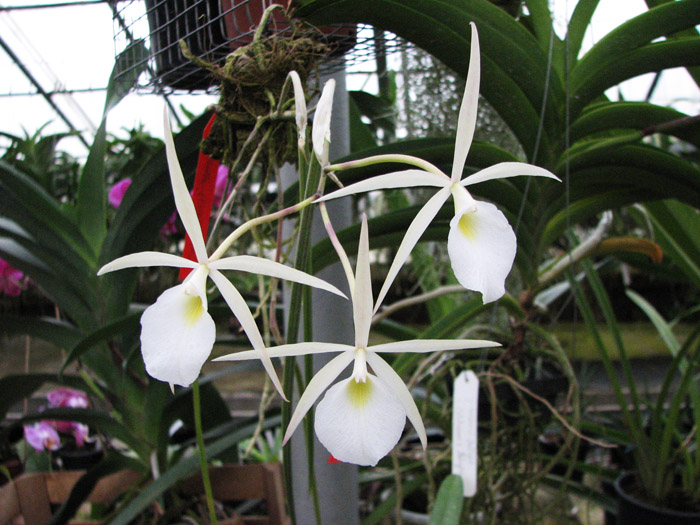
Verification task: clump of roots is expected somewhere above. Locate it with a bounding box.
[181,9,329,169]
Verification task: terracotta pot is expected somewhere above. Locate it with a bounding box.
[614,473,700,525]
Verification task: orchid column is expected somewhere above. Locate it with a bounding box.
[282,68,359,525]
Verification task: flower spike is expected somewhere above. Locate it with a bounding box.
[321,22,559,305]
[98,108,345,396]
[218,214,500,465]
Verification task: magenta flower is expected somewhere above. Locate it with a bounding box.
[0,259,25,297]
[24,422,61,452]
[47,388,88,409]
[213,165,229,208]
[108,179,132,208]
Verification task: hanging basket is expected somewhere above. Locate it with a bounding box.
[141,0,355,91]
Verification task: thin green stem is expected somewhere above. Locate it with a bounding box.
[327,153,448,180]
[210,196,316,261]
[192,379,217,525]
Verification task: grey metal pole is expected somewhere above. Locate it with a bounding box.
[282,67,359,525]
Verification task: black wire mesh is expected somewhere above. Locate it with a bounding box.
[112,0,405,93]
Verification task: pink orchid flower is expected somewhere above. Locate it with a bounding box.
[24,422,61,452]
[0,259,26,297]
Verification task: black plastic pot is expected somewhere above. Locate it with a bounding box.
[614,473,700,525]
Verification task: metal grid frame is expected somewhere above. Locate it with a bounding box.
[112,0,405,93]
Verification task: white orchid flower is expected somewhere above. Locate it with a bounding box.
[320,23,559,306]
[312,78,336,167]
[288,71,307,150]
[216,215,500,466]
[98,109,345,395]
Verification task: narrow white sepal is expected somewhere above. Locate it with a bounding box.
[366,352,427,449]
[208,269,286,400]
[448,200,516,304]
[283,351,355,445]
[209,256,346,298]
[373,187,451,313]
[163,108,208,264]
[353,215,373,349]
[98,252,198,275]
[451,22,480,183]
[315,373,406,466]
[461,162,560,187]
[214,342,353,361]
[318,170,447,203]
[312,78,335,166]
[370,339,501,354]
[288,71,307,147]
[452,370,479,497]
[140,284,215,387]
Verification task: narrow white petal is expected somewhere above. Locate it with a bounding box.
[370,339,501,354]
[215,342,352,361]
[288,71,307,144]
[315,372,406,466]
[318,170,447,203]
[353,215,373,348]
[451,22,480,183]
[98,252,197,275]
[366,352,427,450]
[283,351,355,444]
[163,108,208,263]
[374,187,451,313]
[448,200,516,303]
[208,269,285,399]
[312,78,335,166]
[209,256,346,298]
[140,284,215,387]
[461,162,560,187]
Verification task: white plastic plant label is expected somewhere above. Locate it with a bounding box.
[452,370,479,497]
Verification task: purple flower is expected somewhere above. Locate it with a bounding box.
[108,179,132,208]
[213,165,230,208]
[47,388,88,409]
[24,422,61,452]
[0,259,25,297]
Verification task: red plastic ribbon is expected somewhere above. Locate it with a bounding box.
[179,113,219,280]
[328,454,342,464]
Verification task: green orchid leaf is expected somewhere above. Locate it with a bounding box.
[429,474,465,525]
[569,102,700,148]
[0,374,91,422]
[572,37,700,116]
[0,315,82,350]
[642,200,700,289]
[76,39,150,255]
[566,0,601,70]
[0,238,98,329]
[107,418,266,525]
[0,160,94,264]
[60,313,142,376]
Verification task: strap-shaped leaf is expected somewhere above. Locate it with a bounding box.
[566,0,601,69]
[0,160,94,264]
[0,218,101,311]
[572,38,700,116]
[0,314,81,349]
[76,39,149,254]
[0,239,98,329]
[569,101,700,148]
[429,474,465,525]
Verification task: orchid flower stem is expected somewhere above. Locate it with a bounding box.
[282,157,323,525]
[192,379,217,525]
[326,154,448,180]
[210,196,316,261]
